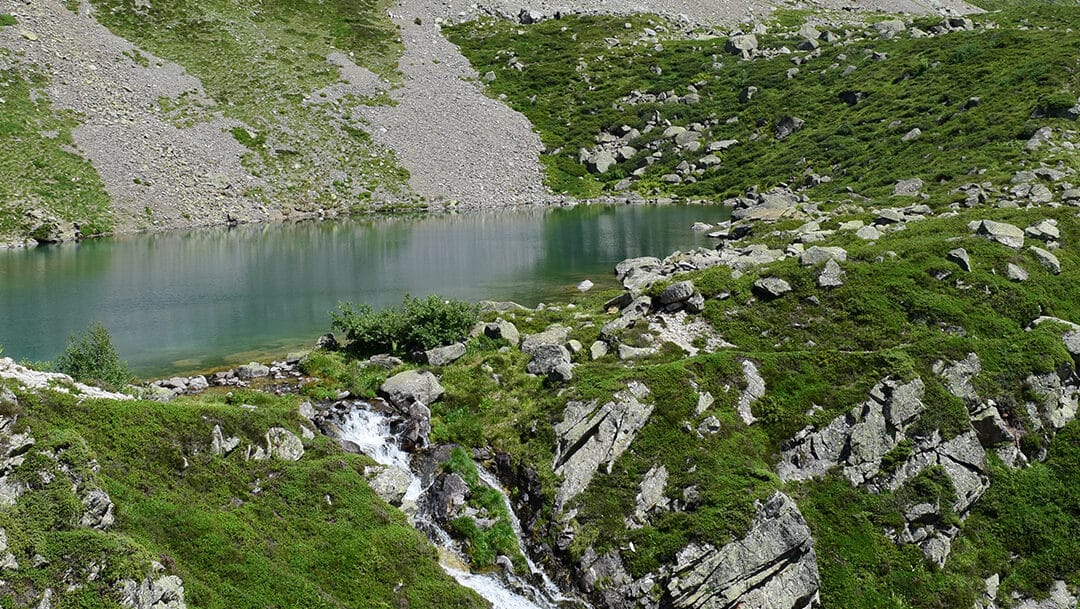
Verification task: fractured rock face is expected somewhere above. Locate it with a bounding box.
[736,360,764,426]
[79,489,116,531]
[553,382,653,510]
[627,465,669,529]
[119,575,187,609]
[778,378,926,486]
[667,492,820,609]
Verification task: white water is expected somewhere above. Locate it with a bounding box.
[336,406,586,609]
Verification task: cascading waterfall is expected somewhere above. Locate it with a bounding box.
[336,405,590,609]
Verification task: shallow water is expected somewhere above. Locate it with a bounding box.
[0,204,728,375]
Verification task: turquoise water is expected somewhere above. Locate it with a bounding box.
[0,204,729,376]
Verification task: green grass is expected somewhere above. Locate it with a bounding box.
[0,14,17,27]
[86,0,410,212]
[447,6,1080,202]
[1,386,485,608]
[0,65,113,242]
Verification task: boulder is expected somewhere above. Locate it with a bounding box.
[236,362,269,380]
[969,220,1025,249]
[628,465,669,527]
[526,344,574,382]
[736,360,764,425]
[856,225,882,241]
[1023,220,1058,241]
[79,489,115,530]
[369,466,414,506]
[657,280,695,305]
[265,428,304,461]
[874,19,907,39]
[1031,246,1061,274]
[800,246,847,266]
[210,425,241,456]
[483,319,520,346]
[589,340,609,360]
[119,575,187,609]
[379,370,444,409]
[947,248,972,272]
[424,343,466,367]
[775,116,806,140]
[667,492,820,609]
[893,178,924,196]
[818,259,845,288]
[725,34,758,58]
[1007,263,1029,282]
[753,277,792,298]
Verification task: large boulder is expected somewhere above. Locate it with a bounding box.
[424,343,466,367]
[969,220,1025,249]
[725,34,758,58]
[265,428,304,461]
[379,370,445,409]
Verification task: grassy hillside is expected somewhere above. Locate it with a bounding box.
[86,0,409,210]
[0,21,114,241]
[0,381,484,608]
[447,3,1079,201]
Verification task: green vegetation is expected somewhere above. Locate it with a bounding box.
[86,0,409,212]
[0,384,484,608]
[331,294,478,357]
[444,447,524,570]
[447,4,1080,201]
[0,14,17,27]
[0,64,112,242]
[54,322,134,389]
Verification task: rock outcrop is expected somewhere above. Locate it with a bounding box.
[667,492,820,609]
[778,378,926,485]
[553,382,653,509]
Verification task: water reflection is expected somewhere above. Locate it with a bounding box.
[0,205,728,375]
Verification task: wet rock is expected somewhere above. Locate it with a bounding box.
[424,343,466,367]
[553,382,653,509]
[236,362,270,380]
[369,466,413,506]
[667,492,820,609]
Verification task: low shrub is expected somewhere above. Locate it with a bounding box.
[330,294,477,358]
[54,322,133,389]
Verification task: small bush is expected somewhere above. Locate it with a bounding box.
[330,294,477,357]
[54,322,134,389]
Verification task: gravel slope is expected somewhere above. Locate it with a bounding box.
[356,0,555,208]
[0,0,272,233]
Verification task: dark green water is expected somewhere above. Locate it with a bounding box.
[0,205,729,376]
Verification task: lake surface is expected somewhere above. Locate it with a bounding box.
[0,204,729,376]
